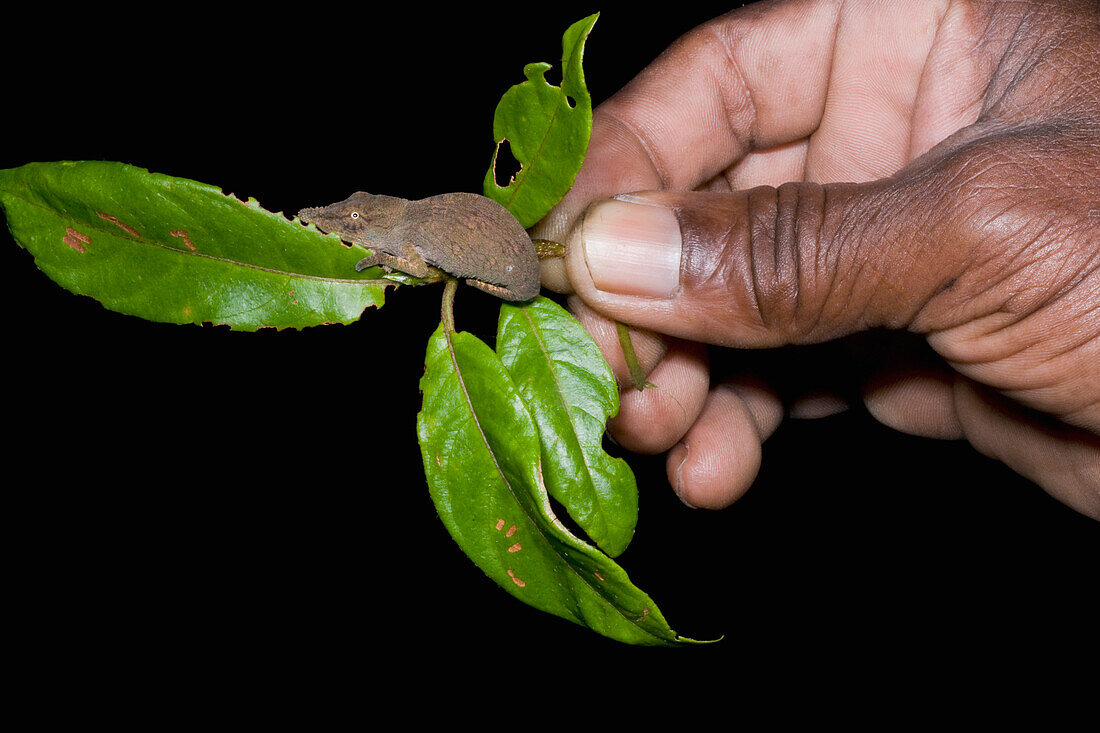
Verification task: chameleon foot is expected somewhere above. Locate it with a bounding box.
[466,277,537,303]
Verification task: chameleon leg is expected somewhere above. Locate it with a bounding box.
[465,278,528,302]
[354,253,382,271]
[355,251,432,277]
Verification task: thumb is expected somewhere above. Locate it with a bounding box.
[563,156,983,349]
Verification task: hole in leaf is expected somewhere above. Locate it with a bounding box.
[492,138,522,189]
[543,63,562,89]
[565,95,576,109]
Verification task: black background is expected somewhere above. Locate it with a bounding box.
[4,1,1095,708]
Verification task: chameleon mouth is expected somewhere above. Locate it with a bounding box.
[296,206,322,223]
[295,209,352,245]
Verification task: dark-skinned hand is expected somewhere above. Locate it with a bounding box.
[536,0,1100,519]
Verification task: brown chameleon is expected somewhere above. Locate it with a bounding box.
[297,191,540,302]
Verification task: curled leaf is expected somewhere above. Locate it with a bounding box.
[417,323,696,645]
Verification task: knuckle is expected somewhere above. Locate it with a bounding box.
[679,182,865,346]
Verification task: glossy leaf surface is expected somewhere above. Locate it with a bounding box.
[497,296,638,557]
[0,161,389,330]
[417,323,691,645]
[483,14,597,228]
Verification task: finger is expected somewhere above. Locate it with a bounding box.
[567,296,666,388]
[709,339,856,420]
[562,116,1100,353]
[955,380,1100,520]
[864,374,962,441]
[569,296,711,455]
[667,377,784,509]
[537,0,972,292]
[853,331,964,440]
[722,374,784,444]
[535,0,847,264]
[607,340,709,455]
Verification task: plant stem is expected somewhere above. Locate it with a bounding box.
[616,321,648,391]
[441,277,459,333]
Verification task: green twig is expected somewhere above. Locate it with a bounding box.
[616,321,648,391]
[441,277,459,333]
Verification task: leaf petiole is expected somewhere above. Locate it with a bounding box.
[440,276,459,333]
[616,321,650,392]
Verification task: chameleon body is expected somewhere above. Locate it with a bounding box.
[297,191,540,302]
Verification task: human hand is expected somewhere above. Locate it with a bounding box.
[535,0,1100,519]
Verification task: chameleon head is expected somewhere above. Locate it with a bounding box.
[297,192,408,247]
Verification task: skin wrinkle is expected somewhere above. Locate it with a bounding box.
[907,0,954,158]
[1071,391,1100,429]
[805,184,837,338]
[754,187,786,333]
[597,108,672,191]
[846,187,907,327]
[913,132,1096,331]
[740,190,769,332]
[985,207,1093,316]
[791,183,806,325]
[1038,226,1100,307]
[718,207,750,327]
[772,186,788,326]
[980,1,1099,123]
[942,328,1099,427]
[1004,282,1100,363]
[978,0,1039,116]
[708,24,760,157]
[1003,353,1097,417]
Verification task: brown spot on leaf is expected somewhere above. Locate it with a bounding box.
[594,571,605,582]
[495,519,505,531]
[170,229,196,251]
[63,227,90,252]
[507,543,522,553]
[505,524,517,538]
[97,212,140,237]
[506,569,526,587]
[635,607,650,622]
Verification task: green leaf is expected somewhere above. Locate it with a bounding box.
[0,161,389,331]
[417,323,695,645]
[483,14,597,228]
[496,296,638,557]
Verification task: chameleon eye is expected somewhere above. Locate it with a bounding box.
[350,211,360,219]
